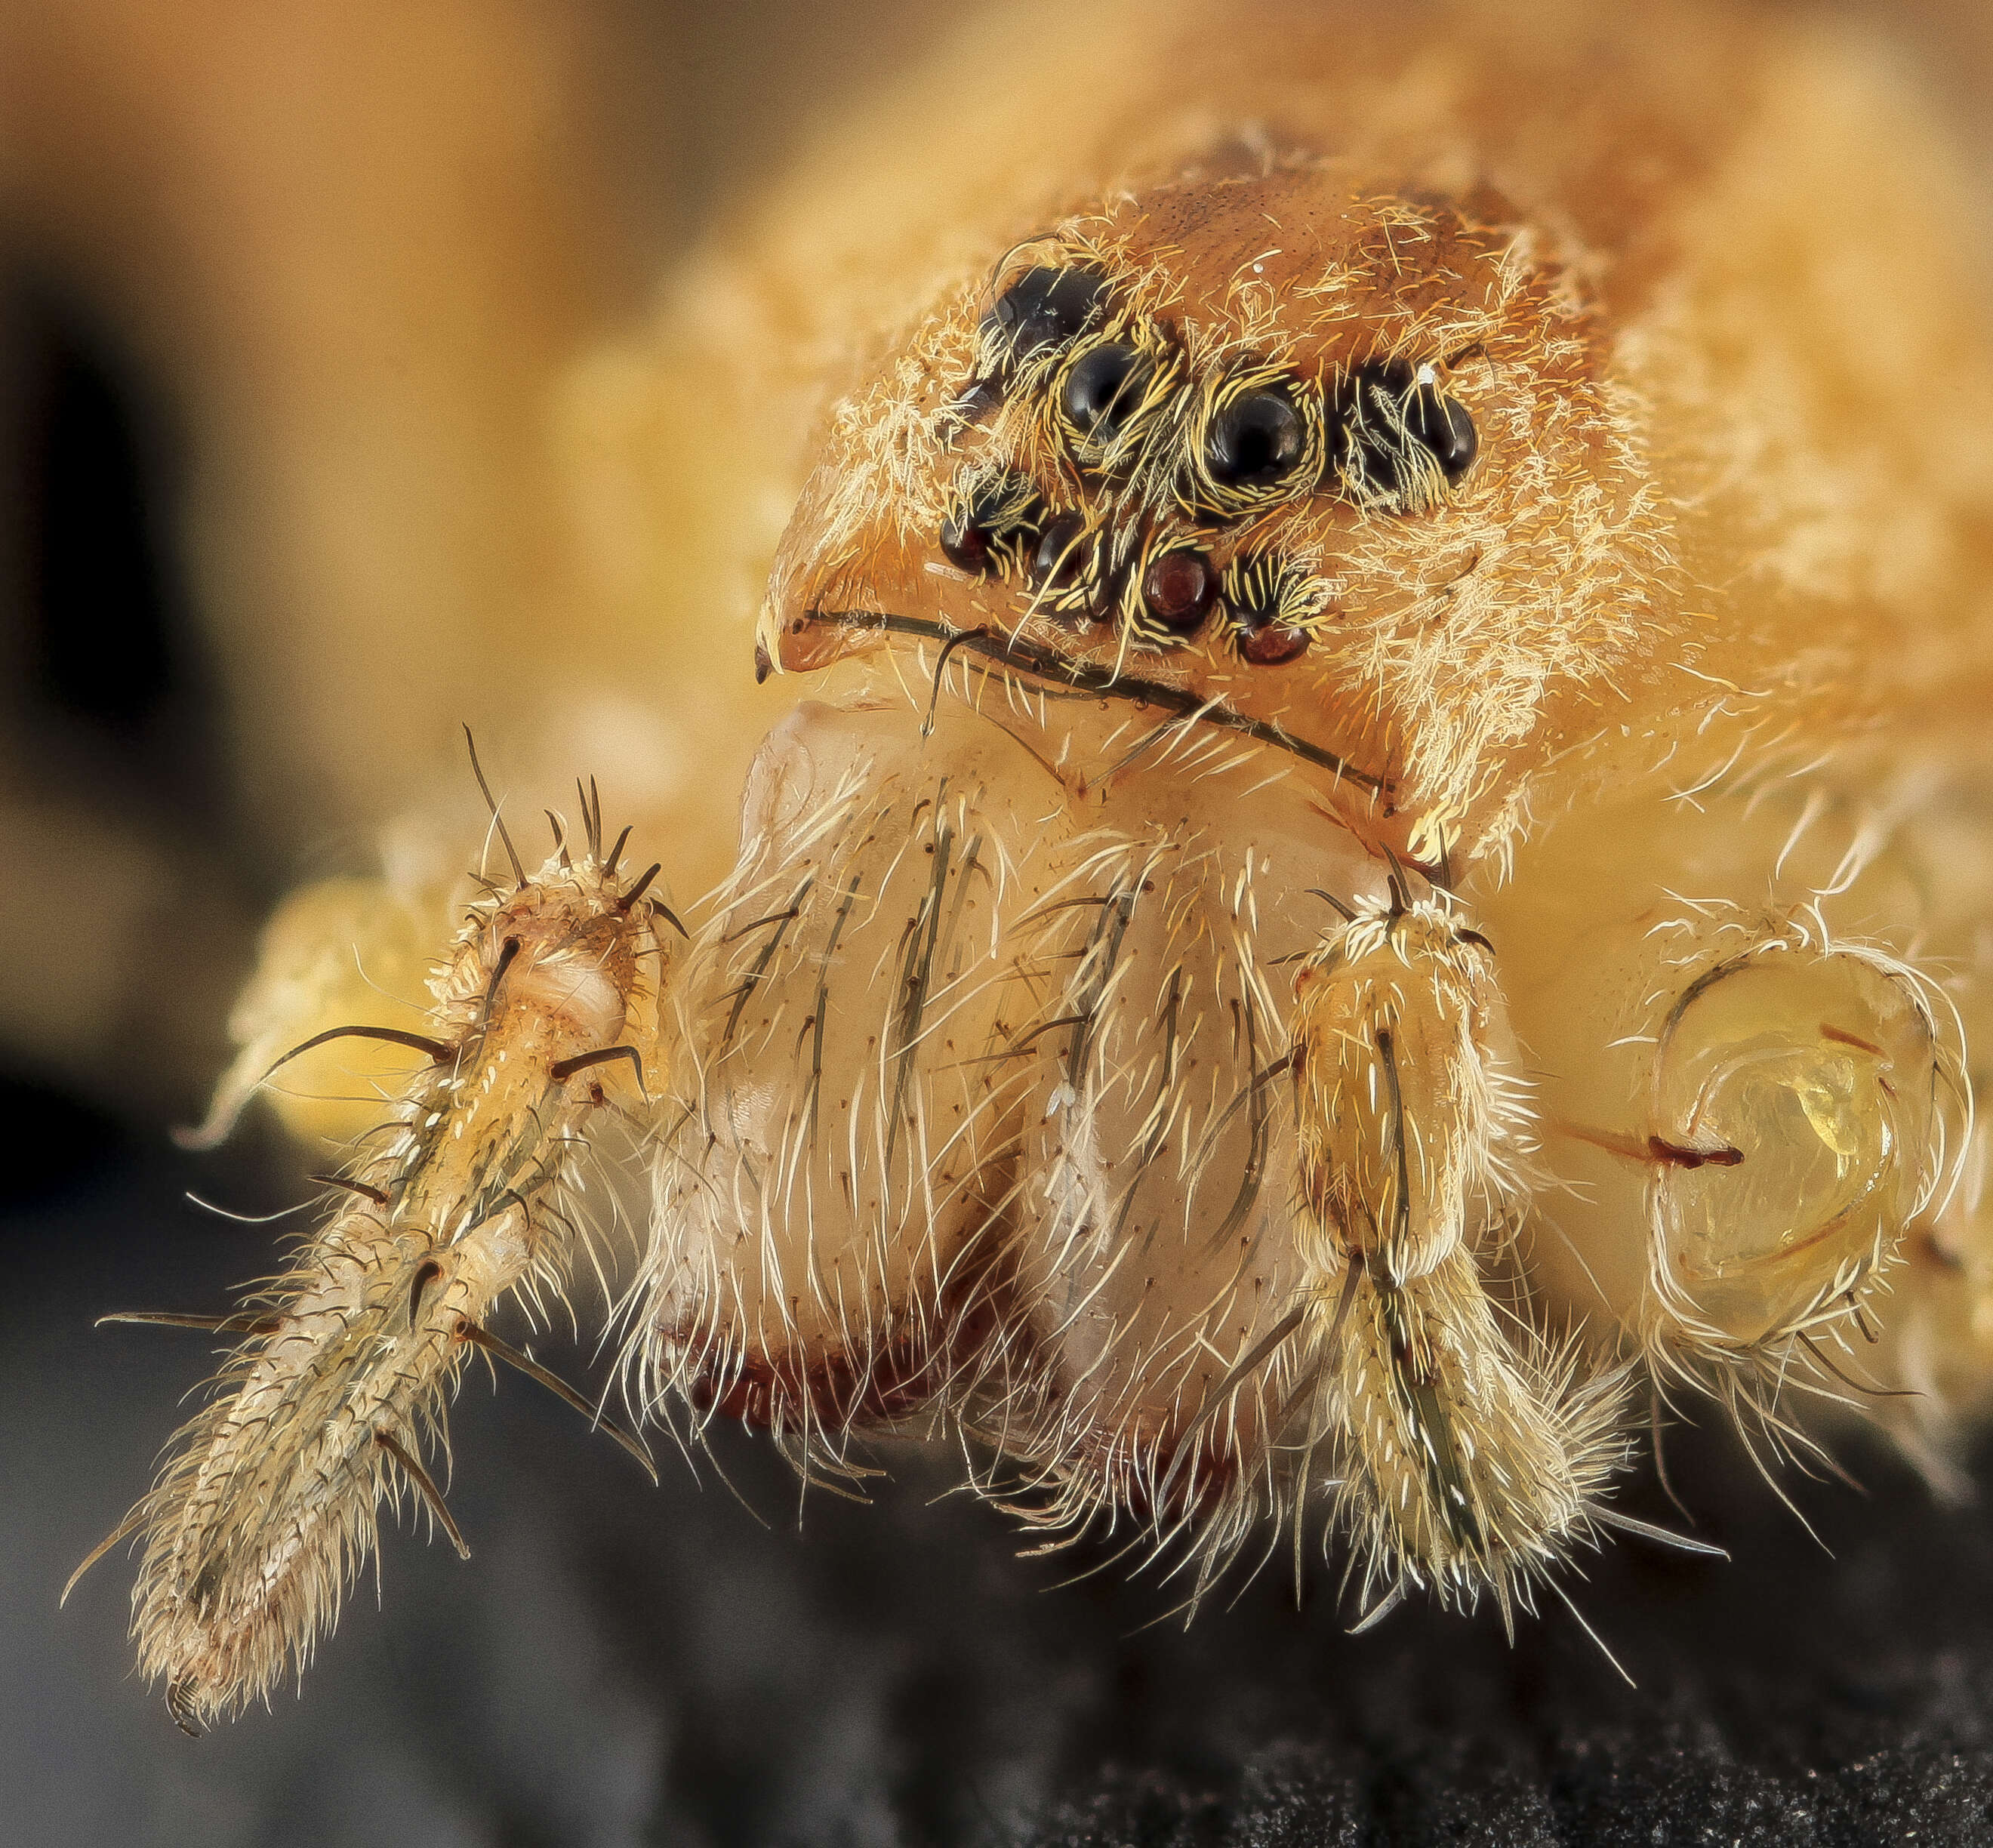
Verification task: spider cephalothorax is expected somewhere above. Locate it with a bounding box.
[765,160,1679,866]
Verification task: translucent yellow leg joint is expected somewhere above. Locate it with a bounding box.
[1640,923,1968,1389]
[117,809,676,1732]
[180,873,467,1153]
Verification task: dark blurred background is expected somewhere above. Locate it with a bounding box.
[8,3,1993,1843]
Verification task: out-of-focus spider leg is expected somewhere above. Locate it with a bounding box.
[97,796,673,1732]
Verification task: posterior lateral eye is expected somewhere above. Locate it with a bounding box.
[1338,359,1479,507]
[981,266,1107,369]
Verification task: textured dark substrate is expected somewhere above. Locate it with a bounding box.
[11,1123,1993,1846]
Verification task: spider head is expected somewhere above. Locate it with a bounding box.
[762,159,1677,862]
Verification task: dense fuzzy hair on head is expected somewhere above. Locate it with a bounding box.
[762,156,1681,870]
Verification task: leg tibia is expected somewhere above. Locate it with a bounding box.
[128,830,674,1729]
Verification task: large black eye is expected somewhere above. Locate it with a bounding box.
[1205,384,1306,486]
[1338,359,1478,507]
[1059,343,1145,441]
[1178,368,1328,522]
[982,266,1107,368]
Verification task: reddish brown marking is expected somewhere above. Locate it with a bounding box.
[1649,1135,1743,1169]
[679,1332,945,1431]
[1238,621,1309,666]
[1820,1023,1885,1058]
[1555,1121,1743,1168]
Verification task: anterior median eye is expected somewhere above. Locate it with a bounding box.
[1181,365,1329,519]
[1221,550,1331,664]
[981,266,1107,369]
[1206,383,1306,486]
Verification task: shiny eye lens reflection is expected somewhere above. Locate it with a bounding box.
[1407,387,1477,479]
[983,266,1107,367]
[1060,342,1145,442]
[1140,549,1215,633]
[1206,385,1306,486]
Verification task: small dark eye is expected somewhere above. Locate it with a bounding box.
[983,266,1107,368]
[1406,389,1477,479]
[1029,513,1116,622]
[941,377,1004,439]
[1140,549,1215,634]
[939,515,992,574]
[939,471,1042,578]
[1032,514,1089,590]
[1060,343,1145,441]
[1206,385,1306,486]
[1221,551,1326,666]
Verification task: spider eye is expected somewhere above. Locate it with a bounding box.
[1221,551,1328,665]
[1180,370,1329,521]
[1059,342,1146,442]
[1029,513,1114,623]
[1339,359,1478,506]
[1139,547,1215,636]
[983,266,1106,367]
[1407,388,1477,480]
[1205,384,1307,486]
[939,471,1042,578]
